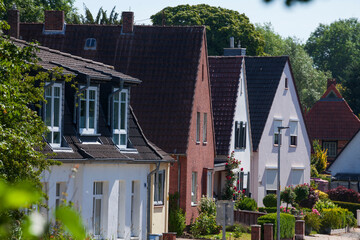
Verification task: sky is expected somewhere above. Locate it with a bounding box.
[73,0,360,42]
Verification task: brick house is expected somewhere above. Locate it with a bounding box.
[305,79,360,165]
[12,10,215,223]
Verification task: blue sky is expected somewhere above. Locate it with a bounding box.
[73,0,360,42]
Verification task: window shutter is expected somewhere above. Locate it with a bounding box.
[235,121,239,148]
[243,122,247,149]
[239,121,244,148]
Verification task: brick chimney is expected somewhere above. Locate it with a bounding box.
[327,78,336,88]
[44,11,64,31]
[8,7,19,38]
[122,12,134,33]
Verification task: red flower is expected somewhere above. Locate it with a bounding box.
[226,162,228,165]
[241,168,243,171]
[242,189,246,193]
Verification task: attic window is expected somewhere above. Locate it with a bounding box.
[84,38,96,50]
[285,78,288,89]
[326,91,337,99]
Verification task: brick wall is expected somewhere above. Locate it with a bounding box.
[44,11,64,31]
[122,12,134,33]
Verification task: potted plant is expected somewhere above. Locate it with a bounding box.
[304,209,320,235]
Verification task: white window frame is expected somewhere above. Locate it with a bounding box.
[323,141,337,157]
[289,121,298,146]
[112,88,128,149]
[55,182,66,207]
[273,120,282,145]
[45,83,62,147]
[84,38,97,50]
[206,171,212,198]
[154,170,165,205]
[79,86,98,135]
[191,172,198,205]
[93,182,103,236]
[203,113,207,143]
[196,112,200,143]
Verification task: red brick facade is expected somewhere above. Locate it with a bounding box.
[44,11,64,31]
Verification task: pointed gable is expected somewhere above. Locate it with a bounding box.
[245,56,288,151]
[209,56,243,156]
[306,82,360,140]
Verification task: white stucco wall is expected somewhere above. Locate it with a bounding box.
[228,60,252,189]
[252,62,311,206]
[42,162,149,240]
[329,131,360,176]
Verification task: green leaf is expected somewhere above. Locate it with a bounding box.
[55,206,86,239]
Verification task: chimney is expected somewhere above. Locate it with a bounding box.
[44,11,64,31]
[327,78,336,88]
[230,37,234,48]
[122,12,134,34]
[8,6,19,38]
[224,38,246,56]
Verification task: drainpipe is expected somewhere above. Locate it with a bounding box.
[107,79,124,126]
[147,162,160,240]
[73,76,90,124]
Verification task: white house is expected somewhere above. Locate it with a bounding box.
[245,56,311,206]
[209,56,252,198]
[13,38,174,239]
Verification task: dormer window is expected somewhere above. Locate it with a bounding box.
[84,38,96,50]
[45,83,62,147]
[80,86,98,135]
[113,89,128,148]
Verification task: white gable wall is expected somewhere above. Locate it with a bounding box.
[42,162,149,240]
[229,60,252,189]
[329,131,360,176]
[252,62,311,205]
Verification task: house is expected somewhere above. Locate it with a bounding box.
[11,37,174,239]
[245,56,311,205]
[305,79,360,165]
[12,10,215,223]
[328,128,360,192]
[208,56,252,198]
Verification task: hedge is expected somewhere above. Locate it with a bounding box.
[257,213,295,239]
[258,207,277,213]
[332,201,360,216]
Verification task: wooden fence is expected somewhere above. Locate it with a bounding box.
[233,210,267,226]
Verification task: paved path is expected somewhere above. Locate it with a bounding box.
[304,228,360,240]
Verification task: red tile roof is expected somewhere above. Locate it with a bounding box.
[305,84,360,140]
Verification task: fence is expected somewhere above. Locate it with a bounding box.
[233,210,266,226]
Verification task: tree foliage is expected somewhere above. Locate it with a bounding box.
[81,5,120,25]
[311,140,327,176]
[0,0,81,23]
[151,4,265,56]
[257,23,330,109]
[342,61,360,115]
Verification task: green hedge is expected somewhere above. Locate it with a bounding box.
[332,201,360,216]
[257,213,295,239]
[258,207,277,213]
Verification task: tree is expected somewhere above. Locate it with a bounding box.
[0,0,81,23]
[81,5,120,25]
[257,23,330,109]
[310,140,327,176]
[342,62,360,115]
[151,4,265,56]
[305,18,360,82]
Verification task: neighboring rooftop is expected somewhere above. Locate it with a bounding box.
[245,56,288,151]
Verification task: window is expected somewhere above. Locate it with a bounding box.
[273,120,282,145]
[113,89,128,148]
[323,141,337,157]
[289,121,298,146]
[203,113,207,143]
[45,83,62,147]
[235,121,247,149]
[266,169,277,195]
[285,77,288,89]
[154,170,165,205]
[206,171,212,198]
[191,172,198,205]
[291,169,304,186]
[84,38,96,50]
[80,86,97,135]
[93,182,103,236]
[55,182,66,207]
[196,112,200,143]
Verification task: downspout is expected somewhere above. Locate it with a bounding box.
[73,76,91,124]
[177,155,180,206]
[147,162,160,239]
[107,79,124,126]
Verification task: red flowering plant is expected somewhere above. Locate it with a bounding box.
[221,151,241,200]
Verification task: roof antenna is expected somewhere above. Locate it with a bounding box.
[129,7,131,11]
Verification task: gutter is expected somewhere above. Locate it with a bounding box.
[147,162,160,240]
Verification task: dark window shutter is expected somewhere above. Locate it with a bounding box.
[239,121,244,148]
[235,121,239,148]
[243,122,247,149]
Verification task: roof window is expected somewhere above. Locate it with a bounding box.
[84,38,96,50]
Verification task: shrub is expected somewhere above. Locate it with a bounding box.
[294,184,310,204]
[257,213,295,239]
[327,186,360,203]
[235,197,257,211]
[198,196,216,215]
[280,186,296,208]
[332,200,360,216]
[222,151,241,200]
[299,186,319,209]
[263,194,277,207]
[315,190,328,200]
[314,199,337,213]
[168,193,186,236]
[320,208,346,230]
[258,207,277,213]
[344,209,357,228]
[190,213,221,237]
[304,209,321,232]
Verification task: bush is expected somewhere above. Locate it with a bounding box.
[327,186,360,203]
[315,190,328,200]
[280,186,296,208]
[320,208,346,230]
[168,193,186,236]
[235,197,257,211]
[294,184,310,204]
[198,196,216,215]
[332,200,360,216]
[263,194,277,207]
[257,213,295,239]
[299,186,319,209]
[314,199,337,213]
[190,213,221,237]
[258,207,277,213]
[304,209,321,232]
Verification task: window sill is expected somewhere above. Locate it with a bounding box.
[290,145,297,148]
[80,133,101,137]
[196,141,200,145]
[191,203,197,207]
[203,142,207,145]
[154,203,164,208]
